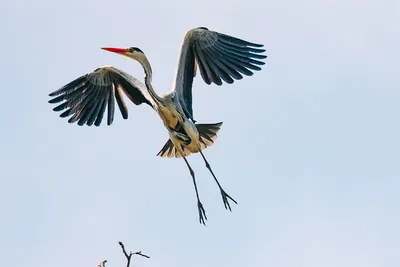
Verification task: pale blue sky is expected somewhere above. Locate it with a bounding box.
[1,1,399,267]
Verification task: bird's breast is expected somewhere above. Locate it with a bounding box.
[157,104,180,129]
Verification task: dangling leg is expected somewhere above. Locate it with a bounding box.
[181,154,207,225]
[198,149,238,211]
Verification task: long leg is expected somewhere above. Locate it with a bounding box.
[198,149,238,211]
[181,154,207,225]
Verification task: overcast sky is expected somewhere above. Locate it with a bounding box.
[1,1,399,267]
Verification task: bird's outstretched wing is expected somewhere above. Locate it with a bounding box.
[49,66,155,126]
[172,27,267,120]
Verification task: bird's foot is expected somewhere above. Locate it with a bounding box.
[220,189,238,211]
[197,201,207,225]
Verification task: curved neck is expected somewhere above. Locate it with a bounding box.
[139,56,162,103]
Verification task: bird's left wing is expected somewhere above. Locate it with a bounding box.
[49,66,155,126]
[172,27,267,120]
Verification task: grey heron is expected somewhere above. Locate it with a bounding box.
[48,27,266,224]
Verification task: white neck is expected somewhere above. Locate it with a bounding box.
[138,55,161,103]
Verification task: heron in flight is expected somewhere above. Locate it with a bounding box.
[49,27,266,224]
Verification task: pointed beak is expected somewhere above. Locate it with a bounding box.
[101,47,129,54]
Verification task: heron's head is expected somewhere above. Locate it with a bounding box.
[101,47,147,64]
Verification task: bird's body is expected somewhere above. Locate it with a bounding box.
[49,27,266,224]
[154,94,201,155]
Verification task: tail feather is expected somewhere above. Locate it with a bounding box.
[157,122,223,158]
[157,139,175,158]
[196,122,223,150]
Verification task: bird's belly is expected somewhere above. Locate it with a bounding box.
[165,118,200,155]
[169,129,200,155]
[157,105,201,154]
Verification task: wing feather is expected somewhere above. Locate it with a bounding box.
[201,48,235,83]
[87,93,106,126]
[173,27,266,120]
[192,45,211,85]
[61,84,97,119]
[77,87,103,126]
[49,75,87,97]
[114,83,128,120]
[194,43,222,85]
[49,66,154,126]
[107,85,115,125]
[94,89,109,126]
[217,33,264,48]
[216,42,266,64]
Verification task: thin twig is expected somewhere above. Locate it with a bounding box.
[132,251,150,259]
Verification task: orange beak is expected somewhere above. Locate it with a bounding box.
[101,47,129,54]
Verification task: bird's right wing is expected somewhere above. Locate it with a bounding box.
[49,66,155,126]
[172,27,267,120]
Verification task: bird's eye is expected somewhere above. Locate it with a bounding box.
[130,47,143,54]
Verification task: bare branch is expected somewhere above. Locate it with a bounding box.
[119,241,130,260]
[119,241,150,267]
[96,242,149,267]
[132,251,150,259]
